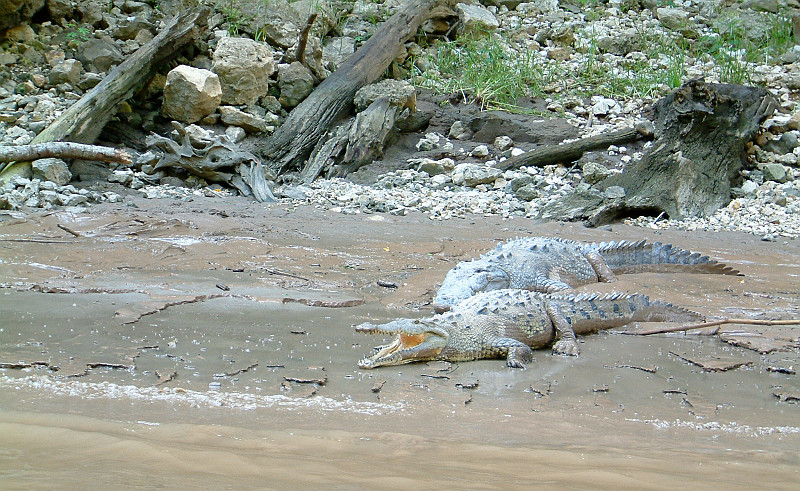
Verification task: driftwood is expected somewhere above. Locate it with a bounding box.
[0,9,208,184]
[146,122,276,202]
[254,0,445,176]
[627,318,800,336]
[301,81,417,181]
[590,79,777,223]
[0,142,133,166]
[302,98,402,181]
[494,124,651,171]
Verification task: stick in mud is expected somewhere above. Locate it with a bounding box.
[628,318,800,336]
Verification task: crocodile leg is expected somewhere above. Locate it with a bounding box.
[532,272,573,293]
[545,301,580,356]
[584,251,618,283]
[486,337,535,368]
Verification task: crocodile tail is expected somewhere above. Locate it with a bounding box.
[629,295,705,323]
[548,291,704,326]
[591,240,741,276]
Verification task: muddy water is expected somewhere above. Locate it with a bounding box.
[1,195,799,488]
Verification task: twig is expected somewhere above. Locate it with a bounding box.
[57,224,81,237]
[0,238,74,243]
[627,318,800,336]
[296,13,317,68]
[265,268,310,282]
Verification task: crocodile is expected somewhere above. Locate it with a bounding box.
[432,237,739,313]
[357,289,702,369]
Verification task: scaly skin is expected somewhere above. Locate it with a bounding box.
[358,289,703,369]
[432,237,740,313]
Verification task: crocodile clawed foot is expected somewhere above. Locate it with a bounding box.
[552,339,580,356]
[506,346,533,368]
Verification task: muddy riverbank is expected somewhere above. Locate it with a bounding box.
[1,194,799,488]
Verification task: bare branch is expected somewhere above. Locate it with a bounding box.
[627,318,800,336]
[0,142,133,164]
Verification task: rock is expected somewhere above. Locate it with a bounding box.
[415,157,455,176]
[762,163,787,183]
[5,23,35,42]
[514,183,539,201]
[546,47,571,61]
[354,79,415,112]
[470,144,490,157]
[277,61,315,109]
[604,185,626,199]
[62,194,88,206]
[77,37,125,72]
[322,36,355,71]
[763,131,799,155]
[455,3,499,37]
[741,180,759,195]
[494,135,513,151]
[218,105,268,133]
[31,158,71,185]
[596,28,641,56]
[656,7,689,30]
[113,15,155,40]
[582,161,611,184]
[162,65,222,124]
[108,169,134,185]
[741,0,780,13]
[788,111,800,131]
[225,126,246,143]
[540,188,606,221]
[48,59,83,86]
[449,120,473,140]
[451,163,502,187]
[591,96,620,116]
[212,37,275,106]
[240,0,303,49]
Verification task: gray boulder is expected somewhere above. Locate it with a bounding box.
[762,163,788,183]
[451,163,502,187]
[49,59,83,86]
[277,61,315,109]
[78,37,124,72]
[218,105,268,134]
[212,37,275,106]
[32,158,71,185]
[455,3,499,37]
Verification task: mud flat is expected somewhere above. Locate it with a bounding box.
[1,194,799,488]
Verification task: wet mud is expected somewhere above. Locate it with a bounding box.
[1,194,799,488]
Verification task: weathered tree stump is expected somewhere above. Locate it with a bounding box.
[590,80,776,223]
[253,0,445,176]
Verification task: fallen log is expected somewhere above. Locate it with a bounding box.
[0,9,208,184]
[494,124,651,171]
[0,142,133,166]
[253,0,445,176]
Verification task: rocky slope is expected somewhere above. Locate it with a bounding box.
[0,0,798,238]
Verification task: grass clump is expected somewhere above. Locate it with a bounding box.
[411,33,556,112]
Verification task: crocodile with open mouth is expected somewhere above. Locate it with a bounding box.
[357,289,702,369]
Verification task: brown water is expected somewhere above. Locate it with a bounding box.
[1,195,798,488]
